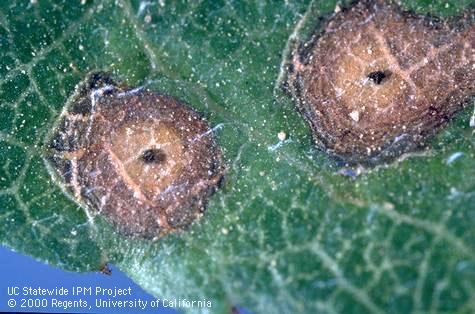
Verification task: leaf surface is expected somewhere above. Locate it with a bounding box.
[1,0,474,313]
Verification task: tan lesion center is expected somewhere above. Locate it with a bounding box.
[332,34,409,121]
[110,121,186,197]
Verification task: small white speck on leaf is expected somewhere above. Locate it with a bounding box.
[277,131,286,141]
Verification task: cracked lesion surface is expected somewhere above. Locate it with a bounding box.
[287,0,475,164]
[46,73,224,238]
[108,122,185,197]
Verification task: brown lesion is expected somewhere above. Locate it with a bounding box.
[46,72,225,238]
[286,0,475,164]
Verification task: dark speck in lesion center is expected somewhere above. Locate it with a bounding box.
[141,148,167,164]
[367,70,392,85]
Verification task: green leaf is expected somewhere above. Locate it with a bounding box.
[1,0,474,313]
